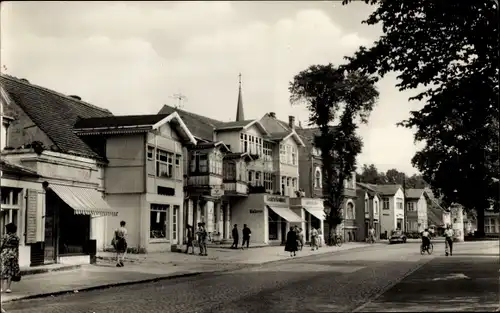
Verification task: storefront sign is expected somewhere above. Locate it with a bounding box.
[25,189,38,244]
[249,208,263,214]
[211,187,223,197]
[264,195,288,205]
[303,199,323,208]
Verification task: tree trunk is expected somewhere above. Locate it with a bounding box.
[476,208,485,237]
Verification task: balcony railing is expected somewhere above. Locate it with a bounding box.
[224,181,248,195]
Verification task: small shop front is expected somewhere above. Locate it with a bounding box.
[231,194,303,245]
[290,197,325,244]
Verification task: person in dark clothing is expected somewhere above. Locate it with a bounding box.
[242,224,251,249]
[231,224,239,249]
[185,225,195,254]
[284,227,298,257]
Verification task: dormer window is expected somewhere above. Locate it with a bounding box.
[1,115,13,151]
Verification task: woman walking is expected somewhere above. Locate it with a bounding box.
[1,223,20,293]
[113,221,128,267]
[285,227,298,257]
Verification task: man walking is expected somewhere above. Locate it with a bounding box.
[310,227,319,250]
[185,225,195,254]
[196,223,208,256]
[242,224,252,249]
[444,224,454,256]
[231,224,239,249]
[368,226,375,243]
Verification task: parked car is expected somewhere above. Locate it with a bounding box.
[389,230,407,244]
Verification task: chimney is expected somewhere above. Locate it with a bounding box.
[69,95,81,100]
[269,112,276,118]
[288,116,295,129]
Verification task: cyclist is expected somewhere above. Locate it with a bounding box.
[421,228,431,251]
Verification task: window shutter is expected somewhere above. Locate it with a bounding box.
[25,189,38,244]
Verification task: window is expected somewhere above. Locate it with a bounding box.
[1,118,10,151]
[407,202,415,211]
[315,167,322,188]
[0,188,21,237]
[209,153,223,175]
[383,198,390,210]
[156,149,174,178]
[291,178,297,193]
[150,204,169,240]
[191,152,209,173]
[485,218,496,233]
[263,142,273,160]
[157,186,175,196]
[264,172,273,192]
[257,138,263,156]
[346,202,355,219]
[255,171,261,186]
[244,134,248,152]
[364,199,369,214]
[281,176,285,195]
[374,201,379,216]
[280,144,286,163]
[248,171,253,184]
[172,205,179,241]
[291,147,297,165]
[396,199,403,210]
[223,161,236,180]
[286,145,292,164]
[175,154,182,179]
[147,146,154,160]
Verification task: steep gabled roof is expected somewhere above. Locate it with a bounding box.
[1,75,112,159]
[215,119,270,135]
[74,112,197,145]
[158,104,223,141]
[295,126,339,151]
[405,188,426,200]
[370,184,402,196]
[357,182,380,198]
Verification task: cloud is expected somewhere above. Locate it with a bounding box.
[1,1,422,174]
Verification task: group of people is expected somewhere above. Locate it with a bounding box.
[231,224,252,249]
[185,223,209,256]
[285,226,321,257]
[420,224,455,256]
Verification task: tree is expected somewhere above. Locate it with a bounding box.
[357,163,387,184]
[342,0,499,236]
[289,64,379,244]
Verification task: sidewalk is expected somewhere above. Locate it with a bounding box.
[2,242,374,304]
[355,241,500,312]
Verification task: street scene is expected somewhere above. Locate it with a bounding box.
[1,1,499,313]
[1,241,497,313]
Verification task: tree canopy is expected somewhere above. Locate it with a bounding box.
[357,164,428,189]
[342,0,499,235]
[289,64,378,242]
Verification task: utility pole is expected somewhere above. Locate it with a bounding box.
[403,175,407,233]
[170,93,187,109]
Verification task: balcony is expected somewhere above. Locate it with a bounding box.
[223,181,248,196]
[185,174,224,198]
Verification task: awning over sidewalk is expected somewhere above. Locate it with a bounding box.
[267,206,304,223]
[50,185,118,216]
[304,207,326,221]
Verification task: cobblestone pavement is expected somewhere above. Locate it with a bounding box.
[5,241,492,313]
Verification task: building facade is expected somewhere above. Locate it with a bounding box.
[1,74,119,266]
[73,113,197,253]
[355,183,381,241]
[405,189,429,233]
[370,184,405,238]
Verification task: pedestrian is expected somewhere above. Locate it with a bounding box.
[231,224,239,249]
[1,223,21,293]
[197,223,208,256]
[112,221,128,267]
[444,224,454,256]
[297,228,305,251]
[285,227,298,257]
[310,227,319,250]
[368,226,375,243]
[185,225,195,254]
[242,224,251,249]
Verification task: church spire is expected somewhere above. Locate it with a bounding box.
[236,73,244,121]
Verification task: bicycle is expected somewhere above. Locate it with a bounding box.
[420,242,434,255]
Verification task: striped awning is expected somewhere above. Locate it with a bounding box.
[267,206,304,223]
[304,207,326,221]
[50,185,118,216]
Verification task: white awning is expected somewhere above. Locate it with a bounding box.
[50,185,118,217]
[304,207,326,221]
[267,206,304,223]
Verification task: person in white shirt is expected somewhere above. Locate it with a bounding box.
[444,225,454,256]
[421,228,431,251]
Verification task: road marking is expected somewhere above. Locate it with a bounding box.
[352,257,435,312]
[432,273,471,281]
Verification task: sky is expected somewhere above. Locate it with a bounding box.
[1,1,425,174]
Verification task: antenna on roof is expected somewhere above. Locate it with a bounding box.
[170,93,187,109]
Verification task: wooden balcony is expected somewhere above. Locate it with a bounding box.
[223,181,248,196]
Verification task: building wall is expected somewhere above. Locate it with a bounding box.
[380,195,395,237]
[215,131,240,152]
[355,189,368,241]
[105,134,145,194]
[417,196,428,231]
[230,194,268,244]
[279,136,299,178]
[1,94,54,150]
[394,188,405,229]
[104,194,144,251]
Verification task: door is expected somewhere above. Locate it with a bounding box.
[281,219,287,244]
[44,200,57,263]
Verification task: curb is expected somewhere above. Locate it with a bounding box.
[3,243,377,304]
[20,264,82,276]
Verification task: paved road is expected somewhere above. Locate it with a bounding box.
[2,241,493,313]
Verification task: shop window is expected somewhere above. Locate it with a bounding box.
[150,204,170,240]
[172,205,179,241]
